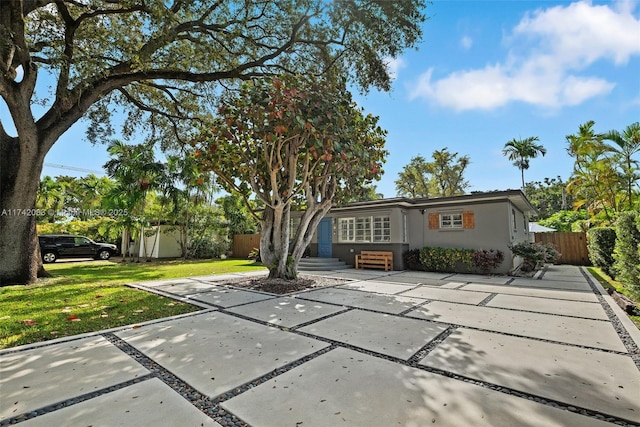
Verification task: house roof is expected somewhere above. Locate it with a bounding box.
[332,189,536,215]
[529,222,556,232]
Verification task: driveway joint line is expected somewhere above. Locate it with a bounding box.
[287,327,639,427]
[100,332,251,427]
[580,267,640,368]
[477,293,498,306]
[407,325,457,364]
[0,374,157,426]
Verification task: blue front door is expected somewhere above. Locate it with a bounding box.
[318,217,332,258]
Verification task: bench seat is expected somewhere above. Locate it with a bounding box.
[355,250,393,271]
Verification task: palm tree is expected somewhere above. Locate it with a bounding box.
[603,122,640,210]
[502,136,547,190]
[36,176,66,223]
[103,140,164,261]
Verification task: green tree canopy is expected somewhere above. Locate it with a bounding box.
[395,155,431,198]
[523,176,574,220]
[0,0,427,284]
[194,75,388,280]
[395,149,470,198]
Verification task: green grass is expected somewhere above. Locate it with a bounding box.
[0,259,266,349]
[587,267,640,329]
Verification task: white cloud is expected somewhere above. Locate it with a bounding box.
[410,1,639,111]
[385,56,406,80]
[460,36,473,50]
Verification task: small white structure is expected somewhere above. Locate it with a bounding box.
[138,224,184,259]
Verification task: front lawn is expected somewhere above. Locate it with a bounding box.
[588,267,640,329]
[0,259,266,349]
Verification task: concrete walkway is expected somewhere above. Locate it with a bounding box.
[2,266,639,426]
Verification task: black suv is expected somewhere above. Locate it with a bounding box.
[38,234,118,263]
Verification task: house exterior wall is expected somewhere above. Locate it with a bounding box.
[419,200,530,274]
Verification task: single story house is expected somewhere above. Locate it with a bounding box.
[304,189,536,274]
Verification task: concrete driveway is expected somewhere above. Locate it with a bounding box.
[2,265,639,426]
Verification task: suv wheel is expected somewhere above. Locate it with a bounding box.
[96,249,112,260]
[42,252,57,263]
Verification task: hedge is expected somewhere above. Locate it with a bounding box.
[587,227,616,278]
[613,212,640,297]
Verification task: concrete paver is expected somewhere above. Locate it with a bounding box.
[0,336,149,420]
[461,283,599,302]
[399,285,492,304]
[510,277,593,291]
[421,328,640,423]
[299,309,447,360]
[222,347,614,427]
[337,280,416,295]
[448,273,512,284]
[187,287,275,307]
[407,301,627,352]
[296,287,424,314]
[148,281,219,295]
[115,312,329,398]
[486,294,609,319]
[391,271,454,280]
[18,378,221,427]
[226,297,347,328]
[3,265,637,427]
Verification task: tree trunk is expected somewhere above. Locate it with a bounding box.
[0,135,47,285]
[259,199,332,281]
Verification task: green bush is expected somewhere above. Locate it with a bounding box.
[510,241,561,272]
[587,227,617,277]
[613,212,640,297]
[419,247,474,273]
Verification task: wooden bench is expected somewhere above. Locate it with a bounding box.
[355,250,393,271]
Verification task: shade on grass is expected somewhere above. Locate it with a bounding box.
[0,259,266,348]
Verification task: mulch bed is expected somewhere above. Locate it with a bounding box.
[223,275,349,295]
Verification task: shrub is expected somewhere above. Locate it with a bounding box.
[613,212,640,297]
[419,247,474,273]
[248,247,261,262]
[472,249,505,274]
[587,227,616,277]
[402,249,423,271]
[510,241,560,272]
[189,238,229,259]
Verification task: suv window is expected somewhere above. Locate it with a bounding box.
[74,237,92,245]
[58,236,75,245]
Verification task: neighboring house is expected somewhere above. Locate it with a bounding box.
[303,189,536,274]
[528,222,556,242]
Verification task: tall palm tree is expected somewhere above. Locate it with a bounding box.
[603,122,640,210]
[502,136,547,190]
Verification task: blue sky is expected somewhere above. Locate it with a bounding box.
[22,1,640,197]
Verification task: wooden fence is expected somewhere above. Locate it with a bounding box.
[534,232,590,265]
[232,234,261,258]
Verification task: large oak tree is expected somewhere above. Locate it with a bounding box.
[0,0,426,285]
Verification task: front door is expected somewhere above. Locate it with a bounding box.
[318,217,332,258]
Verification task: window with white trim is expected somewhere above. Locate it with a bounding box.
[338,215,390,242]
[373,216,390,242]
[339,218,355,242]
[440,213,463,229]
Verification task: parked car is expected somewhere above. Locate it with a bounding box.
[38,234,119,263]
